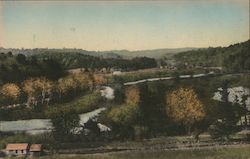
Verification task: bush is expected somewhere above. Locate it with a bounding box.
[134,126,149,140]
[208,120,240,140]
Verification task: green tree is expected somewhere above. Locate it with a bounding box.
[50,110,80,142]
[138,83,168,137]
[208,81,244,140]
[106,86,141,139]
[16,54,26,64]
[241,94,249,127]
[108,103,139,139]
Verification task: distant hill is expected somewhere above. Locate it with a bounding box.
[0,48,123,59]
[0,47,198,59]
[31,52,157,70]
[1,40,248,71]
[103,48,198,59]
[170,40,250,71]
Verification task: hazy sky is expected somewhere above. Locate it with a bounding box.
[0,1,249,51]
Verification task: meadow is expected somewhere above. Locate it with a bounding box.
[39,145,250,159]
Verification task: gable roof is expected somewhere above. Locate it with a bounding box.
[30,144,42,152]
[6,143,28,150]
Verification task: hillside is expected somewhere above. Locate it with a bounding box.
[103,47,198,59]
[32,52,157,70]
[165,40,250,71]
[0,48,123,59]
[1,40,248,72]
[0,47,198,59]
[0,52,157,84]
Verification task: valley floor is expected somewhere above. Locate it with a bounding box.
[39,144,250,159]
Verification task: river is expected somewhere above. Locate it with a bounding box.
[123,72,214,85]
[0,87,115,135]
[0,107,106,135]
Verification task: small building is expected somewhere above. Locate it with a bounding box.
[5,143,28,156]
[29,144,43,156]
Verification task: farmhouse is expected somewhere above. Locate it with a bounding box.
[5,143,28,156]
[5,143,43,157]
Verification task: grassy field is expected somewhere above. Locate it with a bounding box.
[39,145,250,159]
[107,68,209,83]
[45,91,103,117]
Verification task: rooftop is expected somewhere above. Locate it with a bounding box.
[30,144,42,152]
[6,143,28,150]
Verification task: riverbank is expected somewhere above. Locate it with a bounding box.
[123,72,250,86]
[0,107,106,135]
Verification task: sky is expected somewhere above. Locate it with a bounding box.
[0,0,249,51]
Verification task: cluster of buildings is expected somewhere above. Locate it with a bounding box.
[1,143,43,157]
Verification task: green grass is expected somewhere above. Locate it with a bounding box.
[39,145,250,159]
[0,92,104,121]
[108,68,209,84]
[45,92,103,117]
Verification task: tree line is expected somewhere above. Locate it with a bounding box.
[34,52,157,70]
[173,40,250,71]
[0,51,157,85]
[0,52,65,84]
[0,71,107,120]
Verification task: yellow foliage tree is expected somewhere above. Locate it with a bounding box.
[59,75,77,90]
[125,86,140,105]
[1,83,21,102]
[23,77,53,106]
[57,72,94,99]
[93,74,107,86]
[166,87,205,134]
[57,77,75,98]
[72,72,92,90]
